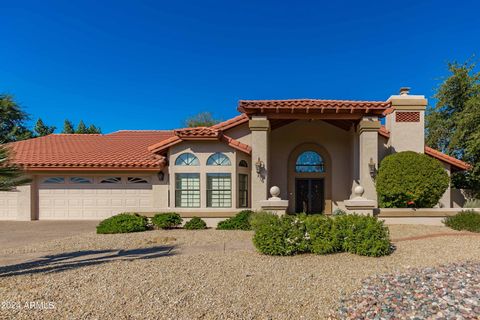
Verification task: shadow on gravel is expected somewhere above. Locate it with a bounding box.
[0,245,175,277]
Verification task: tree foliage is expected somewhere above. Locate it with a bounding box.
[62,120,75,134]
[426,60,480,196]
[0,145,31,191]
[0,94,32,143]
[376,151,449,208]
[75,120,101,134]
[184,112,221,127]
[34,118,56,137]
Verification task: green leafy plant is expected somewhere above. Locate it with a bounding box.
[217,210,253,230]
[152,212,183,229]
[250,212,309,256]
[376,151,449,208]
[443,210,480,232]
[96,213,148,234]
[251,213,392,257]
[184,217,207,230]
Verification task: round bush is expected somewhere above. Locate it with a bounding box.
[376,151,449,208]
[217,210,253,230]
[303,215,342,254]
[152,212,182,229]
[251,213,309,256]
[184,217,207,230]
[96,213,148,234]
[443,210,480,232]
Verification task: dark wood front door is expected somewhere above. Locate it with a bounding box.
[295,178,324,214]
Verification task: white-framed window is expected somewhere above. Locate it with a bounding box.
[175,173,200,208]
[238,174,248,208]
[207,173,232,208]
[99,177,122,184]
[207,152,231,166]
[70,177,93,184]
[175,152,200,166]
[127,177,149,184]
[42,177,65,184]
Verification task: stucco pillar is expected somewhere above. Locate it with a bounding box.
[16,182,35,221]
[249,116,270,209]
[357,116,380,204]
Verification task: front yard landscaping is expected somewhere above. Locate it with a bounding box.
[1,224,480,319]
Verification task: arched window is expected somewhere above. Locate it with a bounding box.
[295,151,324,173]
[175,153,200,166]
[239,160,248,167]
[207,152,231,166]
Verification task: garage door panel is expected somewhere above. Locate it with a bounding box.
[38,177,154,220]
[0,191,19,220]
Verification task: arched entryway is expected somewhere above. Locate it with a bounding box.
[287,143,332,214]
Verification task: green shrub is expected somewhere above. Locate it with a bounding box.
[376,151,449,208]
[303,215,342,254]
[96,213,148,234]
[217,210,253,230]
[251,213,392,257]
[251,212,309,256]
[464,199,480,208]
[152,212,183,229]
[335,214,391,257]
[184,217,207,230]
[443,210,480,232]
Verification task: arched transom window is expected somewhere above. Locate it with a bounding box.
[175,152,200,166]
[207,152,231,166]
[295,151,325,173]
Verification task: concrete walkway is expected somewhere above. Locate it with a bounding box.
[0,220,98,250]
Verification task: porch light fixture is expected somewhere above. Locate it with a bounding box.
[368,158,376,178]
[157,171,165,181]
[255,157,264,176]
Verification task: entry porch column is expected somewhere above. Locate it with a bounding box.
[249,116,270,209]
[357,116,380,204]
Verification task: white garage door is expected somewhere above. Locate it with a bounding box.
[38,176,154,220]
[0,190,19,220]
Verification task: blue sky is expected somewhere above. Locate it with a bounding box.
[1,0,479,133]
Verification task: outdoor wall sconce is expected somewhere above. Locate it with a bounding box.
[157,171,165,181]
[368,158,376,178]
[255,157,264,176]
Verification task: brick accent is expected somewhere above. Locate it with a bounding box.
[396,111,420,122]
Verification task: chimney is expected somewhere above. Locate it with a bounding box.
[385,87,427,153]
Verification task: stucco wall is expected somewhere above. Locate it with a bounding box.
[269,120,353,212]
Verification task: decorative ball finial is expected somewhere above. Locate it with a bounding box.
[269,186,281,200]
[354,185,365,198]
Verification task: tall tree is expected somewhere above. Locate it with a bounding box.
[184,112,221,127]
[34,118,56,137]
[62,119,75,134]
[75,120,88,134]
[426,60,480,196]
[0,146,31,191]
[87,124,101,134]
[0,94,33,143]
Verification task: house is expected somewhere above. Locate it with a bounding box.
[0,88,470,221]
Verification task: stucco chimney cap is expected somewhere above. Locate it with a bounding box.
[399,87,411,95]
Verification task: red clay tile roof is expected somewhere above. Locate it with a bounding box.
[9,131,173,170]
[378,126,470,170]
[238,99,391,115]
[148,126,251,155]
[424,147,471,171]
[211,114,249,131]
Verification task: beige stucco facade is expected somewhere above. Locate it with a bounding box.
[0,90,470,221]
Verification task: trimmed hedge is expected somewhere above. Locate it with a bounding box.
[184,217,207,230]
[96,213,148,234]
[217,210,253,230]
[376,151,449,208]
[443,210,480,232]
[251,213,392,257]
[152,212,183,229]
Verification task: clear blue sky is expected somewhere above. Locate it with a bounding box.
[1,0,479,133]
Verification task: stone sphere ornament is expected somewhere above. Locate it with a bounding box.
[269,186,281,200]
[354,185,365,198]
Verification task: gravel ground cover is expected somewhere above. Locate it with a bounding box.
[335,261,480,319]
[0,225,479,319]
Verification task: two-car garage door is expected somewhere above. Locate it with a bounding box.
[38,175,154,220]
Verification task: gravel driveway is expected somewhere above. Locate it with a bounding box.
[0,225,479,319]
